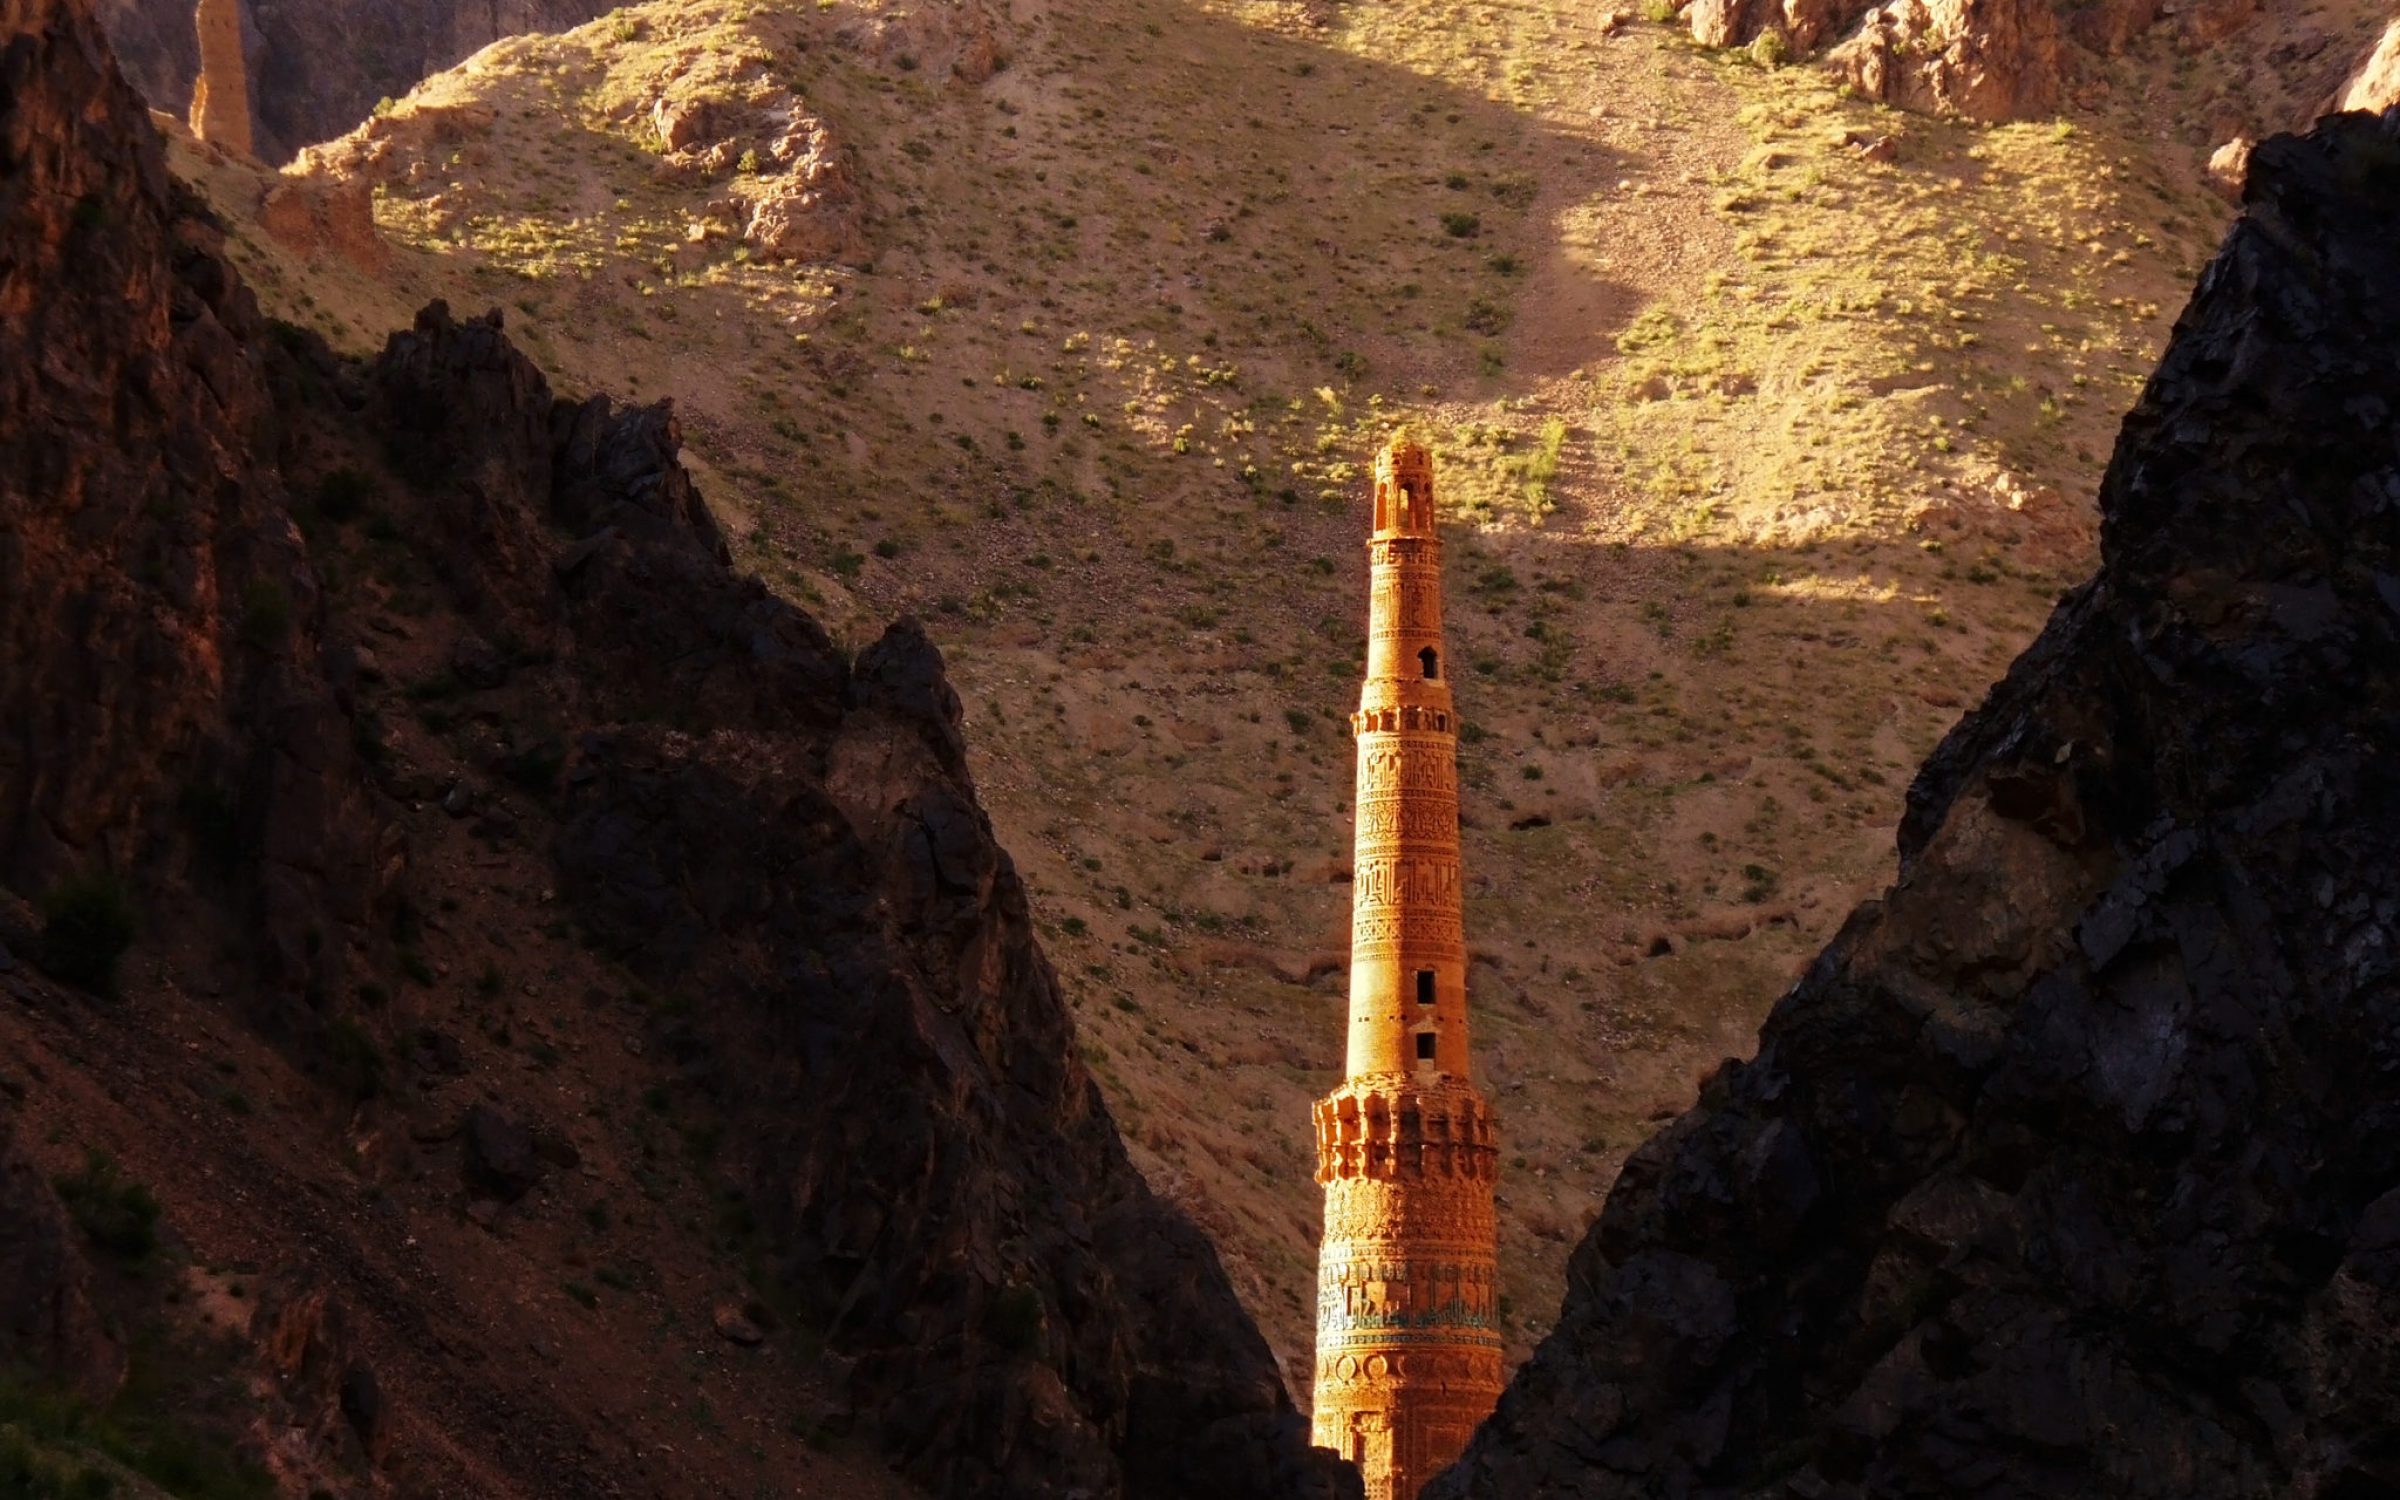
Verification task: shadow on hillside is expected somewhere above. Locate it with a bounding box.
[1009,0,1653,399]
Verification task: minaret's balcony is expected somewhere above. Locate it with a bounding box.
[1313,1080,1499,1186]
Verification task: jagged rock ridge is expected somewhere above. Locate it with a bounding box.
[1430,108,2400,1500]
[0,2,1356,1496]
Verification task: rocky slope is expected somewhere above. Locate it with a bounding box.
[93,0,616,159]
[0,3,1353,1497]
[1428,106,2400,1499]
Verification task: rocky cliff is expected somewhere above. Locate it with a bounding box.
[0,2,1354,1496]
[1687,0,2257,121]
[1429,107,2400,1499]
[2328,18,2400,114]
[93,0,615,160]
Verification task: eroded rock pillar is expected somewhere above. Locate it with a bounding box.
[188,0,253,157]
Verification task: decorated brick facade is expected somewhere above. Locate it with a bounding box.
[1311,436,1502,1500]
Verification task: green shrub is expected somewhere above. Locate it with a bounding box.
[0,1373,272,1500]
[0,1422,115,1498]
[1748,30,1791,67]
[176,781,247,871]
[237,580,290,648]
[988,1283,1044,1354]
[502,738,567,794]
[1440,211,1481,239]
[35,874,136,995]
[53,1153,160,1261]
[326,1017,384,1101]
[314,468,373,523]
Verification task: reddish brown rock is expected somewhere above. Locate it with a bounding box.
[260,171,389,273]
[833,0,1009,83]
[1827,0,2065,122]
[1688,0,2219,120]
[741,111,867,265]
[2059,0,2159,52]
[2175,0,2257,47]
[249,1272,386,1472]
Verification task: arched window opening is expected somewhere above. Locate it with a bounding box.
[1419,647,1440,680]
[1416,970,1436,1006]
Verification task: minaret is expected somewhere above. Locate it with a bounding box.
[1310,436,1502,1500]
[188,0,255,158]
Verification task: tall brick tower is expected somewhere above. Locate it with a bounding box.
[1310,435,1502,1500]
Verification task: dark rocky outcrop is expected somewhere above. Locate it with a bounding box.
[1430,110,2400,1500]
[0,3,1354,1496]
[0,0,395,1026]
[93,0,616,161]
[0,1112,126,1401]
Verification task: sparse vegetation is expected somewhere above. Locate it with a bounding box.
[0,1375,273,1500]
[35,873,137,996]
[54,1153,161,1262]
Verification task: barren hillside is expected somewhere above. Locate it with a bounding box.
[158,0,2387,1396]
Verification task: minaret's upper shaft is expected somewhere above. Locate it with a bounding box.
[1362,439,1448,695]
[1345,436,1466,1080]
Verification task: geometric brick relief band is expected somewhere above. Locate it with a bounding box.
[1312,435,1501,1500]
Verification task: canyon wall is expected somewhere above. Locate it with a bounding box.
[1430,108,2400,1500]
[0,3,1356,1495]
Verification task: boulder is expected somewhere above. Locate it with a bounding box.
[2205,135,2253,200]
[462,1102,543,1202]
[1826,0,2066,121]
[740,111,867,266]
[260,172,389,274]
[249,1272,387,1468]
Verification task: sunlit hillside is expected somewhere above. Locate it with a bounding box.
[167,0,2335,1391]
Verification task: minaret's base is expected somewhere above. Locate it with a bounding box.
[1312,1075,1501,1500]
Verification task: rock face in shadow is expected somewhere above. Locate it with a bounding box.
[0,1112,125,1402]
[0,3,1356,1496]
[93,0,616,160]
[1429,109,2400,1500]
